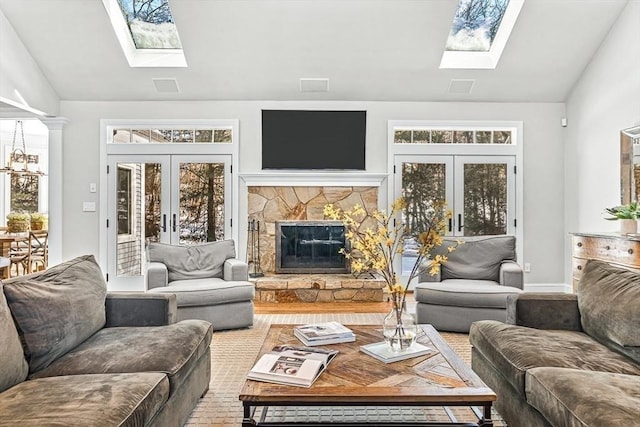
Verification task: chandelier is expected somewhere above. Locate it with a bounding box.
[0,120,45,176]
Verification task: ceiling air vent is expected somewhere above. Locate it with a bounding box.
[448,79,475,94]
[152,78,180,93]
[300,78,329,93]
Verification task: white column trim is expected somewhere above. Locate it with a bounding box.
[40,117,70,267]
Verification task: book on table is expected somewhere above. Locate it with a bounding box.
[293,321,356,346]
[247,344,338,388]
[360,341,432,364]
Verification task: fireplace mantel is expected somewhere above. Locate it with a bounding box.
[240,171,387,187]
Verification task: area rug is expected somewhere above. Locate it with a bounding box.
[184,313,506,426]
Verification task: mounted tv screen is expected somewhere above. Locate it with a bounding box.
[262,110,366,170]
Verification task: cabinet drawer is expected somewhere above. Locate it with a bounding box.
[572,257,588,279]
[572,236,640,268]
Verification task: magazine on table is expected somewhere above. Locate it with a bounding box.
[293,321,356,346]
[360,341,432,364]
[247,344,339,387]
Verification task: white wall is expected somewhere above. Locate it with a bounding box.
[60,100,566,286]
[0,8,59,116]
[564,1,640,282]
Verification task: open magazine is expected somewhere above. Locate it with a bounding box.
[247,344,338,387]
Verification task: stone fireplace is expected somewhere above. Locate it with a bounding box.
[246,183,385,302]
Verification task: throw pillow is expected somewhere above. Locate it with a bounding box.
[147,240,236,282]
[433,235,516,282]
[3,255,107,374]
[0,284,29,392]
[579,259,640,347]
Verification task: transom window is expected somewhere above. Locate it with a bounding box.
[112,128,232,144]
[394,128,512,145]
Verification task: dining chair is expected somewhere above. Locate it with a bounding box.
[28,230,48,273]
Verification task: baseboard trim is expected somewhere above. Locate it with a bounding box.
[523,283,572,293]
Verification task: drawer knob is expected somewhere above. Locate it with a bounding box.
[577,242,583,247]
[629,249,634,255]
[605,245,611,250]
[577,265,583,271]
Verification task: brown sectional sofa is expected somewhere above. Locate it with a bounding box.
[0,255,213,426]
[470,259,640,426]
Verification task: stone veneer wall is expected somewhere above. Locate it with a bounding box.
[247,186,378,274]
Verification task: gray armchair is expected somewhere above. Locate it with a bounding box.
[145,239,255,331]
[414,235,523,332]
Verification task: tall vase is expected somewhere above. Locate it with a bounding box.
[382,300,417,352]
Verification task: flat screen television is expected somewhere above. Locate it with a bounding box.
[261,110,366,170]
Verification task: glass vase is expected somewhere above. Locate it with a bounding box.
[382,300,417,352]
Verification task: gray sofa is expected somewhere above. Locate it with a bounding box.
[0,255,213,426]
[146,239,255,331]
[470,259,640,427]
[415,235,523,332]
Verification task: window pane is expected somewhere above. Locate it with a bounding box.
[413,130,430,144]
[394,130,411,144]
[401,162,447,276]
[131,129,151,143]
[151,130,172,143]
[493,131,512,144]
[454,131,473,144]
[179,162,225,244]
[11,175,39,212]
[116,0,182,49]
[145,163,162,243]
[172,129,194,143]
[213,129,232,143]
[195,130,213,143]
[446,0,511,52]
[475,131,492,144]
[463,163,507,235]
[432,130,453,143]
[113,129,132,143]
[117,167,132,235]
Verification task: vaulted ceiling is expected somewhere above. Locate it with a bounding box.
[0,0,629,103]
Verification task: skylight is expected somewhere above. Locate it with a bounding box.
[440,0,524,69]
[102,0,187,67]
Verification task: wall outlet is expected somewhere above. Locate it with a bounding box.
[524,262,531,273]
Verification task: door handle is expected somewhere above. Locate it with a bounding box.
[458,214,464,232]
[162,214,167,232]
[172,214,177,232]
[448,218,452,233]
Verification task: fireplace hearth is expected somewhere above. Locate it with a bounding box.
[275,220,348,274]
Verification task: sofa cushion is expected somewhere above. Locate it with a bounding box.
[29,319,213,396]
[0,284,28,393]
[432,236,516,282]
[469,320,640,395]
[526,367,640,427]
[414,279,522,308]
[149,278,255,307]
[579,259,640,350]
[2,255,107,373]
[148,240,236,282]
[0,372,169,427]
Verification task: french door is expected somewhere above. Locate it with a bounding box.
[106,154,231,288]
[394,155,516,285]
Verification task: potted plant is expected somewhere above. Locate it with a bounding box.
[30,212,48,230]
[6,212,30,233]
[604,202,639,235]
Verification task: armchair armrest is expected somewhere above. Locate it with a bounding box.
[224,258,249,281]
[105,292,177,327]
[145,261,168,290]
[506,293,582,331]
[500,261,523,289]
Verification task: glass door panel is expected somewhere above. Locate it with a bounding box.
[454,156,515,237]
[171,156,230,245]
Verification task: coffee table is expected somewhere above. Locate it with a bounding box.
[239,324,496,426]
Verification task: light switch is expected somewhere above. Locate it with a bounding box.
[83,202,96,212]
[89,183,97,193]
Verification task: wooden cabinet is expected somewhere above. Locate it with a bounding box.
[571,233,640,292]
